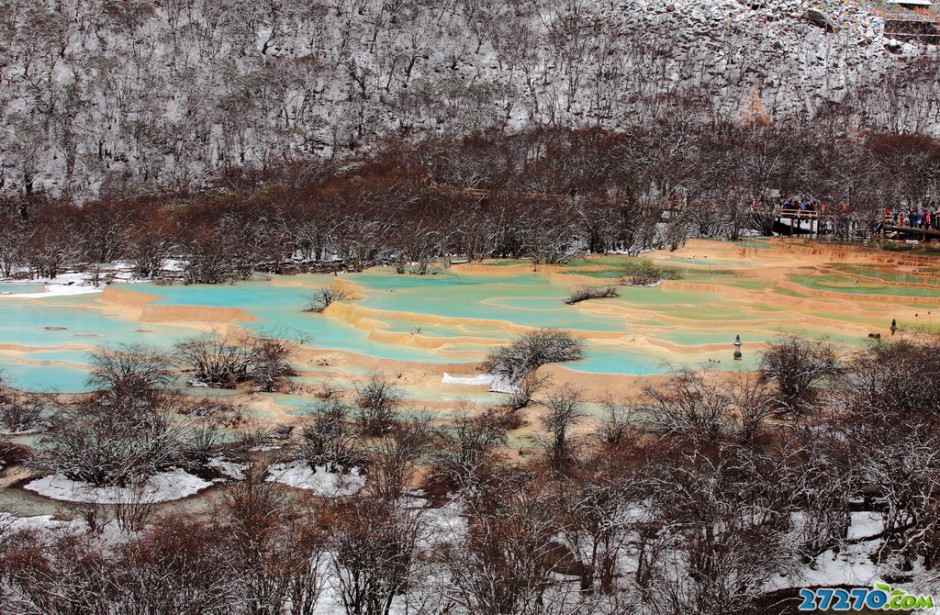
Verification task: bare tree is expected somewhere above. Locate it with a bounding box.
[355,375,401,437]
[433,409,506,490]
[484,328,583,384]
[760,336,841,416]
[506,370,550,411]
[643,368,731,441]
[556,478,636,596]
[328,497,423,615]
[640,448,797,615]
[222,479,327,615]
[113,518,240,614]
[366,418,431,501]
[438,472,583,615]
[539,385,585,470]
[726,372,776,445]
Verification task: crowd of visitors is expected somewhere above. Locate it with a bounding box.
[886,207,940,230]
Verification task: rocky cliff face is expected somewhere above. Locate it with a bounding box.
[1,0,937,200]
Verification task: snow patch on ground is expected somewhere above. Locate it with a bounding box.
[847,511,884,541]
[8,284,103,298]
[442,373,494,386]
[488,373,519,395]
[265,461,364,496]
[0,263,153,298]
[24,469,212,503]
[768,512,918,593]
[417,499,466,550]
[207,456,250,481]
[0,511,84,534]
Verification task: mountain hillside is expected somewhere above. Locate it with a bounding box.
[1,0,938,200]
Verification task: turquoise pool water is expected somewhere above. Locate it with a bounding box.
[0,257,904,392]
[0,294,195,392]
[0,283,47,294]
[352,272,628,331]
[146,279,455,363]
[790,275,940,298]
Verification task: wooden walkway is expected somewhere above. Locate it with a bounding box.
[883,224,940,240]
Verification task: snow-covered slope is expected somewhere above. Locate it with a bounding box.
[1,0,937,200]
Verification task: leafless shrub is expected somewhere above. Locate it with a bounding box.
[596,399,635,449]
[250,334,296,392]
[0,439,29,469]
[643,368,731,441]
[233,426,274,452]
[305,287,348,312]
[179,399,245,428]
[70,499,106,535]
[355,375,401,437]
[88,344,173,398]
[176,333,255,387]
[40,392,188,486]
[0,381,51,434]
[0,530,113,614]
[564,285,618,305]
[180,418,224,466]
[176,332,295,390]
[113,478,158,532]
[621,262,680,286]
[433,410,507,490]
[299,400,365,472]
[40,390,214,487]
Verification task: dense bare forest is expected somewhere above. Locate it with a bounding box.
[2,335,940,614]
[2,0,940,200]
[1,127,938,283]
